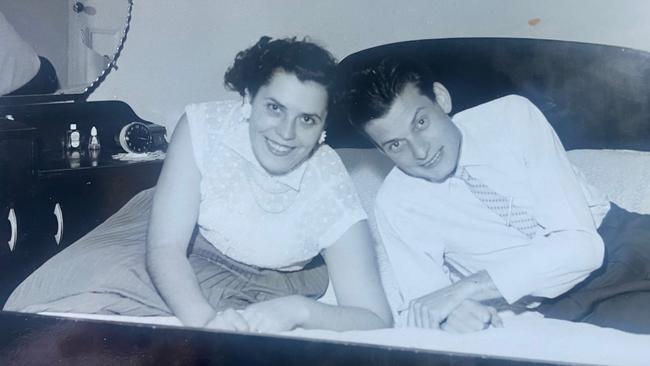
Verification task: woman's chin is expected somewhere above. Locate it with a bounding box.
[259,159,297,176]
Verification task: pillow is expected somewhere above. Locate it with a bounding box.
[567,149,650,215]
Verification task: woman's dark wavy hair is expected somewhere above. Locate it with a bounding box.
[224,36,337,99]
[339,56,436,131]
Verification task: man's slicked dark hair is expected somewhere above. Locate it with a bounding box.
[339,56,436,131]
[224,36,337,100]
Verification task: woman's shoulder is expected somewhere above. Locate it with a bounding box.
[305,144,359,193]
[309,144,348,174]
[185,99,241,113]
[184,99,245,136]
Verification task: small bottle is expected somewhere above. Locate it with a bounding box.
[65,123,81,151]
[88,126,101,150]
[88,126,101,163]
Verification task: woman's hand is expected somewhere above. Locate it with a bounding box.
[241,296,308,333]
[204,308,250,332]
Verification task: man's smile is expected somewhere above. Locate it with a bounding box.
[421,146,444,168]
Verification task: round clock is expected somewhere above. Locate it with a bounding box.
[118,121,152,153]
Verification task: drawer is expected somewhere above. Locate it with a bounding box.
[36,161,162,247]
[0,205,57,305]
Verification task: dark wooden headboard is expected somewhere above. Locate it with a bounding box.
[328,38,650,151]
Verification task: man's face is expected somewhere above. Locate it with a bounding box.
[363,83,462,182]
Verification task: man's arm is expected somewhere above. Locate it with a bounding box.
[374,187,451,318]
[480,95,604,304]
[375,184,501,331]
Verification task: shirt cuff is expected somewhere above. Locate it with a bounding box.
[484,262,533,304]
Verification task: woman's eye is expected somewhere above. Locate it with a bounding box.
[417,118,428,128]
[266,103,281,113]
[300,116,315,125]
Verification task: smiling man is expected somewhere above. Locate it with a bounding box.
[338,57,650,333]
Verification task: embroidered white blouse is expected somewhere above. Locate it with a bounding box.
[185,100,367,270]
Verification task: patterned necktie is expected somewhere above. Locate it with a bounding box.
[456,166,539,238]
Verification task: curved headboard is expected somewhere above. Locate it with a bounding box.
[328,38,650,151]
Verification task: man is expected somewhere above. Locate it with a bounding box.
[339,57,650,333]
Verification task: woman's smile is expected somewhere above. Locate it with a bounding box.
[265,136,296,156]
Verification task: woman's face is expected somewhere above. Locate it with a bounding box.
[248,70,328,175]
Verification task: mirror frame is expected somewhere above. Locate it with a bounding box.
[0,0,133,106]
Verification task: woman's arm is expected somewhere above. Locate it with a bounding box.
[243,220,393,331]
[146,114,215,327]
[313,220,393,329]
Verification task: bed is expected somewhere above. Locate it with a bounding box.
[26,148,650,366]
[3,38,650,365]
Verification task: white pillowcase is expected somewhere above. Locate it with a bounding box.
[567,149,650,215]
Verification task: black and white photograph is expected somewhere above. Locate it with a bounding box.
[1,1,649,365]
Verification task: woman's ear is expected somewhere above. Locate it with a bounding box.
[432,82,452,114]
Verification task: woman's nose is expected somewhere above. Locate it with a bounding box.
[276,116,296,140]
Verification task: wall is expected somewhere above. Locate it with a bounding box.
[90,0,650,132]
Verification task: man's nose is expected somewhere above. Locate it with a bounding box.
[276,116,296,140]
[410,140,429,160]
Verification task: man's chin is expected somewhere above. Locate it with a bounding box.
[402,167,453,183]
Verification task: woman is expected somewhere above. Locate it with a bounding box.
[5,37,392,332]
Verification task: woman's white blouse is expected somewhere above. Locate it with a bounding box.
[185,100,367,270]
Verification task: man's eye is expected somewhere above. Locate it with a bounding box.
[388,141,402,152]
[267,103,280,112]
[416,118,428,128]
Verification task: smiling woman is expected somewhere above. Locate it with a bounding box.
[245,71,328,175]
[4,36,393,333]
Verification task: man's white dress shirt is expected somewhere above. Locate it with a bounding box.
[375,95,610,317]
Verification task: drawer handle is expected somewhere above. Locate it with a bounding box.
[54,203,64,245]
[8,208,17,251]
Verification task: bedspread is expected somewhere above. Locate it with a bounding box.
[40,311,650,366]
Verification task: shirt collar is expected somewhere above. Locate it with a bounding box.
[222,109,307,191]
[453,117,488,168]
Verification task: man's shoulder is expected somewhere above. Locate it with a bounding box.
[454,94,533,122]
[375,166,429,212]
[453,94,540,141]
[376,167,403,206]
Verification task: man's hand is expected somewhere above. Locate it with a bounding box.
[407,281,470,328]
[407,270,505,330]
[441,299,503,333]
[241,295,309,333]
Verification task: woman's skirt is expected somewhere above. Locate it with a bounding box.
[3,188,329,316]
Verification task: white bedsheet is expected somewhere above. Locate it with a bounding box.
[40,311,650,366]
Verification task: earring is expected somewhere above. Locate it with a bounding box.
[241,102,252,120]
[318,131,327,144]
